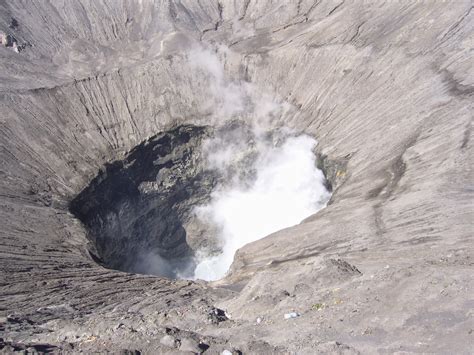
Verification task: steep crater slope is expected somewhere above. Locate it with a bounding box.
[0,1,472,354]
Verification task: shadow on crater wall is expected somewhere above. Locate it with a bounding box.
[69,125,217,278]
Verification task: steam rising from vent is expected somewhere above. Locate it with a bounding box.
[69,43,331,281]
[188,44,293,125]
[192,132,331,281]
[181,45,330,280]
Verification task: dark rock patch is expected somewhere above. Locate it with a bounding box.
[70,125,218,278]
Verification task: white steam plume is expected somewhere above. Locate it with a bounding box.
[193,133,331,281]
[184,44,331,281]
[188,44,292,125]
[138,42,331,280]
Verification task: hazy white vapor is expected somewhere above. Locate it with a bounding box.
[188,45,292,123]
[141,43,329,280]
[193,134,331,281]
[189,46,247,118]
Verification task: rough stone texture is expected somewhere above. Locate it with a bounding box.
[69,124,217,278]
[0,1,472,354]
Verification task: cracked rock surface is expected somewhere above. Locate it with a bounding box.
[0,1,473,353]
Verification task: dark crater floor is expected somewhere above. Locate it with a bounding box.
[69,125,217,278]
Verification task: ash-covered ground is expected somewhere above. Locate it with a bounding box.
[0,1,473,354]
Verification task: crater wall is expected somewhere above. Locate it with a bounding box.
[0,1,472,353]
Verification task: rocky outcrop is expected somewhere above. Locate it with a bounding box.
[0,1,472,353]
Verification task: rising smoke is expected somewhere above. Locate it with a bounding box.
[138,43,331,280]
[184,44,331,280]
[192,131,331,281]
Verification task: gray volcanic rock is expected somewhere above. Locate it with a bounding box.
[69,124,217,278]
[0,1,473,354]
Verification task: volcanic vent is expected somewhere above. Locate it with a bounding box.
[69,122,331,280]
[1,1,472,353]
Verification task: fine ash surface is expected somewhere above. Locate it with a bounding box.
[0,1,473,354]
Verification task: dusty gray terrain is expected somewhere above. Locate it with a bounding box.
[0,0,473,354]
